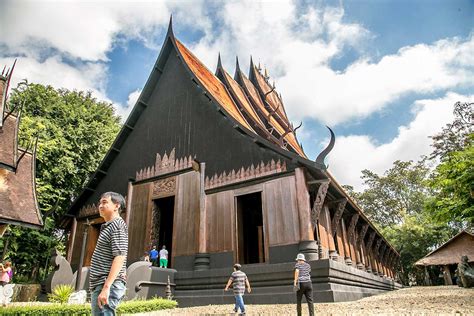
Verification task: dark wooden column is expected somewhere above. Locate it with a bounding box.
[373,238,382,276]
[341,219,351,264]
[195,162,210,270]
[347,214,359,266]
[356,223,369,270]
[311,180,330,259]
[295,168,314,241]
[318,205,331,259]
[66,217,78,263]
[365,231,376,273]
[330,199,346,260]
[323,206,337,259]
[379,244,387,277]
[335,221,346,263]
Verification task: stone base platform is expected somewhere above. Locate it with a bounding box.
[174,259,402,307]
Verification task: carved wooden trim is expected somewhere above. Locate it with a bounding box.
[357,223,369,245]
[379,244,387,261]
[311,181,329,230]
[78,204,98,218]
[347,214,359,243]
[374,238,382,256]
[205,159,287,190]
[152,177,176,197]
[331,199,347,236]
[366,231,376,250]
[136,148,195,181]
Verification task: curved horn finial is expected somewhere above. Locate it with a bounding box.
[293,121,303,134]
[315,126,335,168]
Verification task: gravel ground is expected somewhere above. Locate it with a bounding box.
[141,286,474,316]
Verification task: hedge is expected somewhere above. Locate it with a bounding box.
[1,298,177,315]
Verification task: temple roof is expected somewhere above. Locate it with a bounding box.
[0,63,43,230]
[0,149,43,228]
[415,230,474,266]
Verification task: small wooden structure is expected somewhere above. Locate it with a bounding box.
[0,63,43,237]
[62,19,401,304]
[415,230,474,285]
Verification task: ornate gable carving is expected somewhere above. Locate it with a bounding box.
[205,159,287,190]
[136,148,195,182]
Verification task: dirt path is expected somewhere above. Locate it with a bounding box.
[144,286,474,316]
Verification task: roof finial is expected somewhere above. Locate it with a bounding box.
[315,126,336,169]
[272,81,275,89]
[166,15,174,37]
[217,52,223,68]
[258,62,262,72]
[264,67,269,81]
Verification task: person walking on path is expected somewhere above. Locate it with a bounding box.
[293,253,314,316]
[159,245,169,268]
[225,263,251,315]
[89,192,128,316]
[0,261,12,286]
[149,246,159,267]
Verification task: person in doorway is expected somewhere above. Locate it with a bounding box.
[89,192,128,316]
[149,246,159,267]
[225,263,251,315]
[0,261,12,286]
[293,253,314,316]
[159,245,169,268]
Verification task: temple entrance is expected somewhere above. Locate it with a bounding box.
[236,192,265,264]
[152,196,175,267]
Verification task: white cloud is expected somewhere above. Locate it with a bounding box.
[115,89,141,121]
[0,0,171,61]
[0,56,108,101]
[327,92,473,191]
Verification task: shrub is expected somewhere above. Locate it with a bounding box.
[47,284,75,304]
[1,298,177,315]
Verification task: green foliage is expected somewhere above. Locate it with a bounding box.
[1,83,121,282]
[0,298,177,315]
[10,83,121,219]
[428,136,474,226]
[118,297,178,313]
[354,160,432,229]
[347,102,473,285]
[48,284,75,304]
[381,214,454,284]
[430,101,473,160]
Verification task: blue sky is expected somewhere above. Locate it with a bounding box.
[1,0,473,190]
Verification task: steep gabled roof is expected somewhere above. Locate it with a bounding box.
[234,61,306,157]
[174,39,254,133]
[249,59,290,124]
[0,148,43,229]
[415,230,474,266]
[0,63,43,230]
[65,18,319,222]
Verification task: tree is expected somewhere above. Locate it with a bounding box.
[354,160,432,229]
[427,102,473,227]
[430,102,473,160]
[347,159,454,284]
[1,83,121,281]
[427,135,474,226]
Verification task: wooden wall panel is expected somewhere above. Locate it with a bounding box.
[262,176,299,246]
[71,220,85,268]
[173,171,200,256]
[128,182,152,261]
[206,190,234,253]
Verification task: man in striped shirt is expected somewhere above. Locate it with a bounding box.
[90,192,128,316]
[225,263,251,314]
[293,253,314,316]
